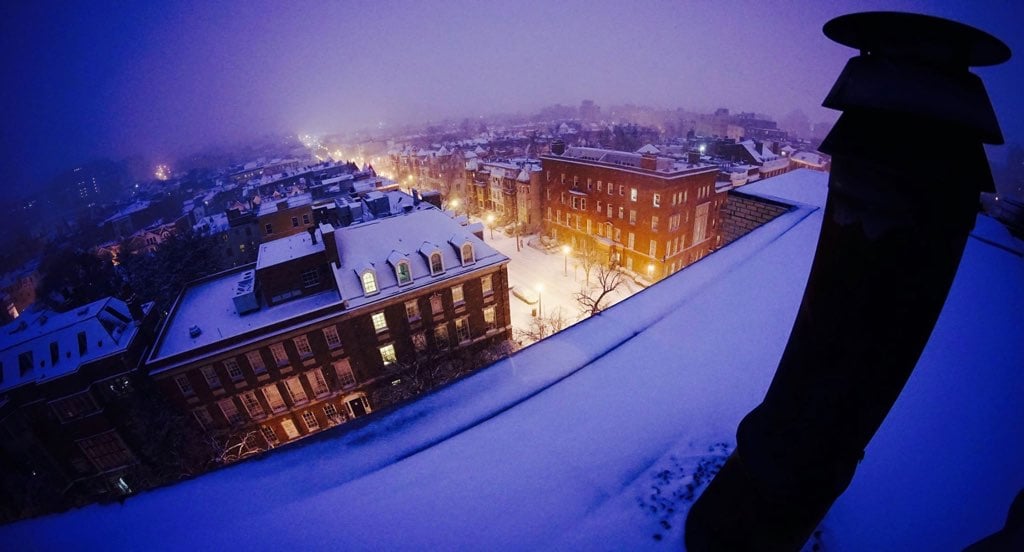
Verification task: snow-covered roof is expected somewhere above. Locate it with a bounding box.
[9,169,1022,551]
[256,193,312,215]
[0,297,151,393]
[256,228,325,270]
[548,147,717,178]
[332,209,507,312]
[102,200,151,224]
[636,144,661,154]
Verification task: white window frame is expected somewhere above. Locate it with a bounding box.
[270,343,289,366]
[405,300,420,321]
[371,312,388,333]
[481,274,493,295]
[284,376,308,404]
[307,368,330,397]
[322,326,342,349]
[395,260,413,285]
[379,344,397,366]
[239,391,265,418]
[218,398,244,424]
[246,351,267,374]
[224,358,244,382]
[294,335,313,358]
[263,384,286,412]
[451,284,464,305]
[333,359,356,388]
[361,270,379,295]
[200,365,222,389]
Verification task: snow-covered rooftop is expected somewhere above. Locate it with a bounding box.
[255,228,325,270]
[0,298,151,393]
[548,146,716,177]
[10,169,1022,550]
[256,193,312,215]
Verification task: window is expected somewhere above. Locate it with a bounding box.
[262,384,286,412]
[556,210,562,224]
[434,325,450,349]
[651,216,659,231]
[481,274,493,295]
[619,184,625,196]
[218,398,244,424]
[302,213,310,225]
[18,352,32,376]
[630,188,638,202]
[371,312,388,333]
[261,425,279,446]
[484,306,496,331]
[270,343,289,366]
[78,331,88,354]
[193,407,213,431]
[281,419,300,439]
[265,223,273,235]
[291,216,299,228]
[430,252,444,275]
[629,210,637,225]
[224,358,244,382]
[430,294,443,316]
[175,374,195,397]
[560,192,566,205]
[412,332,427,351]
[628,232,636,250]
[334,359,356,388]
[49,342,59,365]
[301,268,319,288]
[284,377,308,404]
[379,344,397,366]
[653,193,661,207]
[396,261,412,285]
[246,351,267,374]
[405,300,420,321]
[200,366,221,389]
[294,335,313,358]
[324,403,342,423]
[302,411,320,431]
[461,243,474,265]
[650,240,658,257]
[597,180,603,192]
[239,391,264,418]
[51,392,99,422]
[596,200,602,213]
[307,368,330,397]
[452,284,464,305]
[607,204,613,218]
[78,431,134,471]
[455,317,471,343]
[587,178,592,190]
[361,270,378,295]
[693,203,709,245]
[608,182,614,196]
[322,326,342,349]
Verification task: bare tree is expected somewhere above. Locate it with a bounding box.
[575,265,626,316]
[575,238,603,286]
[515,307,571,343]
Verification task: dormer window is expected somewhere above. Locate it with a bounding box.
[360,269,378,295]
[396,261,412,285]
[461,243,475,265]
[430,252,443,275]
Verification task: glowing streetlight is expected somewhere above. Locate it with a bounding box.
[486,213,495,239]
[562,245,572,276]
[536,283,544,318]
[450,198,460,211]
[647,263,655,281]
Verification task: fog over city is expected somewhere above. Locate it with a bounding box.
[2,0,1021,186]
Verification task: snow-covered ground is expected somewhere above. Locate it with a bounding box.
[479,225,638,346]
[4,169,1021,550]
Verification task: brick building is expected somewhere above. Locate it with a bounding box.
[464,159,542,228]
[540,145,725,281]
[146,200,511,453]
[0,296,156,520]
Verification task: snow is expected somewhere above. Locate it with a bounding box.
[7,169,1021,551]
[255,228,325,269]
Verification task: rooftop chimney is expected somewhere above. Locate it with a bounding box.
[687,12,1010,551]
[551,140,566,156]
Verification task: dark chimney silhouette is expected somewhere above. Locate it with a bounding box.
[686,12,1010,551]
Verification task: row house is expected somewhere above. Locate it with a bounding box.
[0,296,156,521]
[540,145,725,282]
[464,159,542,227]
[146,203,511,453]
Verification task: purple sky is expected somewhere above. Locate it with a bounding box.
[2,0,1021,184]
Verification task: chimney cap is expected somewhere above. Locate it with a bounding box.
[824,12,1010,68]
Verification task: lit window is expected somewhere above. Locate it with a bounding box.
[430,294,443,315]
[396,261,412,285]
[281,419,300,439]
[430,252,444,275]
[224,358,244,382]
[379,344,397,366]
[175,374,194,397]
[361,270,378,295]
[284,376,308,404]
[461,243,474,265]
[631,188,638,202]
[307,368,330,397]
[302,410,320,431]
[371,312,388,333]
[618,206,624,219]
[260,425,279,446]
[262,384,286,412]
[246,351,267,374]
[484,306,496,331]
[200,366,221,389]
[452,284,464,305]
[324,403,342,424]
[302,214,310,225]
[405,300,420,321]
[481,274,493,295]
[651,216,659,231]
[333,359,356,388]
[270,343,289,366]
[650,240,657,257]
[653,193,661,207]
[455,317,471,343]
[412,332,427,351]
[619,185,624,196]
[301,268,319,288]
[629,210,637,224]
[292,335,312,358]
[322,326,342,349]
[218,398,245,424]
[239,391,264,418]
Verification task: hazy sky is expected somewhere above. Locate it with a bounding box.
[2,0,1021,184]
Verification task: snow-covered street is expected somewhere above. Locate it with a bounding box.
[478,224,639,346]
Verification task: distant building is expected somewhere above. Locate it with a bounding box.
[464,160,542,227]
[145,202,511,453]
[541,145,725,281]
[0,262,40,323]
[0,296,156,520]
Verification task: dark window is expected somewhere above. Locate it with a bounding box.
[265,223,273,235]
[50,342,59,365]
[291,216,299,227]
[18,352,32,375]
[78,332,88,354]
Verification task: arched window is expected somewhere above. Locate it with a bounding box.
[461,243,474,265]
[361,271,378,295]
[430,252,443,275]
[396,261,412,285]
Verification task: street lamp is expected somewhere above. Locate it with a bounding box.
[562,245,572,276]
[536,283,544,318]
[486,213,495,239]
[647,263,655,281]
